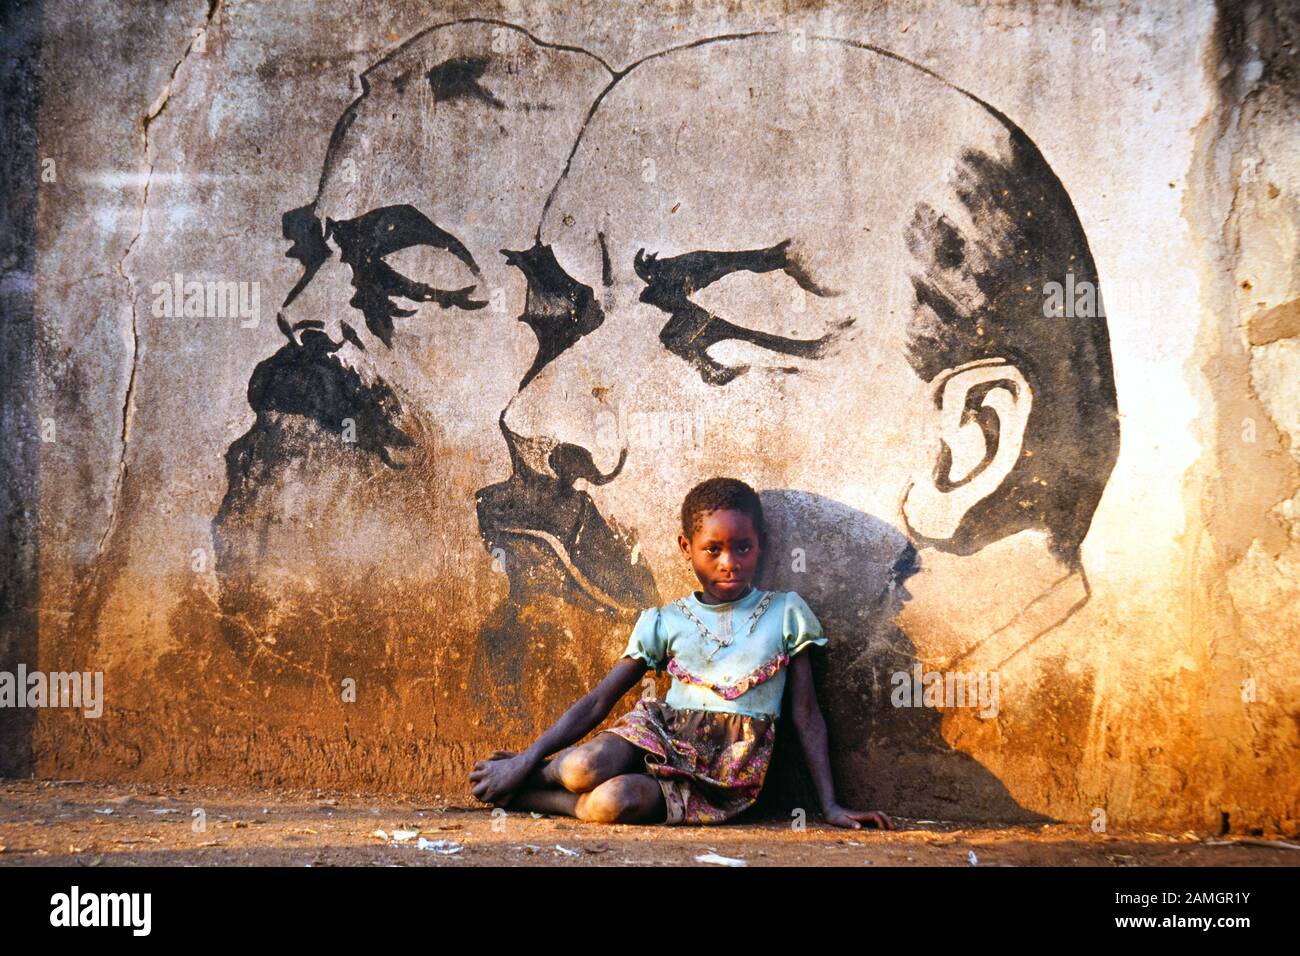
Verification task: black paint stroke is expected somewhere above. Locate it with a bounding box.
[281,203,487,351]
[634,240,853,386]
[426,56,506,109]
[475,412,657,609]
[596,231,613,288]
[280,204,331,310]
[501,241,604,389]
[241,336,412,468]
[328,204,487,349]
[905,127,1119,562]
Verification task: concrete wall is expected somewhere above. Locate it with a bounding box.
[2,0,1296,832]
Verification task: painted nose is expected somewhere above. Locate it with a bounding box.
[500,318,628,482]
[278,254,362,352]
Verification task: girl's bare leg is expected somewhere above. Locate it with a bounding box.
[575,774,667,823]
[502,787,580,816]
[545,733,646,791]
[492,734,642,794]
[505,773,666,823]
[493,734,666,822]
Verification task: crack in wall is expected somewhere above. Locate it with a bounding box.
[87,0,222,586]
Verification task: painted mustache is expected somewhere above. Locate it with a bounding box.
[548,441,626,487]
[251,325,414,469]
[476,419,658,613]
[277,312,367,353]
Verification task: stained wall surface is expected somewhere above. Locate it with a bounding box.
[2,0,1297,832]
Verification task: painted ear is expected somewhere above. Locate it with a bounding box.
[902,360,1032,541]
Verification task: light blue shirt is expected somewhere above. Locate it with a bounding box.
[620,586,828,719]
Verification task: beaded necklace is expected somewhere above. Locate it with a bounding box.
[673,589,776,662]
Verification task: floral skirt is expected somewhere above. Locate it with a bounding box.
[597,697,776,825]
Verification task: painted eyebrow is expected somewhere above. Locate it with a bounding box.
[282,203,487,349]
[631,239,852,386]
[632,239,837,297]
[279,203,482,310]
[326,204,481,276]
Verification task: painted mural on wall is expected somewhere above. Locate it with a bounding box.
[212,20,1118,811]
[211,22,620,691]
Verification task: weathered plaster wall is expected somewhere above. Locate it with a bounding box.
[2,0,1296,831]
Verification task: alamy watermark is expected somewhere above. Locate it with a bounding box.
[890,664,999,719]
[151,272,260,327]
[50,886,151,936]
[0,665,103,718]
[594,406,707,452]
[1043,272,1105,319]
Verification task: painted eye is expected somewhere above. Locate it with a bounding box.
[637,247,852,387]
[383,246,479,296]
[691,270,822,343]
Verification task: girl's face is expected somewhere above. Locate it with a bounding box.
[678,508,763,604]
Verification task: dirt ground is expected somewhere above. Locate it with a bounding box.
[0,778,1296,867]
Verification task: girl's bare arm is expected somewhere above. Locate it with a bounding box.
[789,652,895,830]
[469,656,647,804]
[515,656,648,769]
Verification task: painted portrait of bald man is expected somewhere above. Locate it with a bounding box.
[482,33,1118,814]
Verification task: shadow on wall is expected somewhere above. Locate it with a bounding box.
[0,0,43,778]
[750,491,1049,824]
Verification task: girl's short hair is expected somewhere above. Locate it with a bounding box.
[680,477,767,549]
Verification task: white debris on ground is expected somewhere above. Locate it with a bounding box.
[370,828,462,854]
[416,837,463,854]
